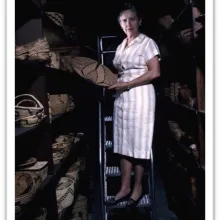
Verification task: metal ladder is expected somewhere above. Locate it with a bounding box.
[97,35,156,220]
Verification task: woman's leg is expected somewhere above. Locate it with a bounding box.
[130,159,146,200]
[114,156,132,199]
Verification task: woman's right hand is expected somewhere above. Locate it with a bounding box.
[108,81,129,91]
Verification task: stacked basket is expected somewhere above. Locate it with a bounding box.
[52,133,75,164]
[70,194,88,220]
[15,38,50,62]
[56,177,75,214]
[15,172,42,214]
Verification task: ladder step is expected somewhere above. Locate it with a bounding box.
[106,166,149,177]
[100,36,117,39]
[105,194,151,208]
[105,141,113,149]
[106,166,121,176]
[104,116,113,122]
[102,51,116,54]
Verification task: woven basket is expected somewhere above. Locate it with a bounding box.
[168,120,186,141]
[17,157,37,169]
[45,12,64,27]
[63,26,77,41]
[55,133,75,144]
[15,45,29,60]
[16,38,50,62]
[177,29,193,44]
[15,172,41,213]
[52,142,71,153]
[53,151,67,164]
[20,161,48,183]
[65,163,80,184]
[15,172,33,197]
[53,133,74,156]
[34,207,47,220]
[71,194,88,220]
[178,85,195,108]
[56,177,75,214]
[72,56,117,87]
[49,94,69,115]
[77,157,86,171]
[26,38,50,62]
[60,55,74,73]
[46,52,60,69]
[66,95,75,112]
[15,94,46,128]
[178,85,191,101]
[47,93,52,123]
[158,15,174,30]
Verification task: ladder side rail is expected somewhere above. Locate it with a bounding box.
[150,148,156,220]
[97,36,106,220]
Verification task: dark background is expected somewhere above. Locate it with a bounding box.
[16,0,205,37]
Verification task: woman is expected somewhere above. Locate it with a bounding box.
[106,3,160,208]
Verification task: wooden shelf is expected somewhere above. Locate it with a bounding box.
[15,59,71,77]
[52,110,74,122]
[15,59,99,93]
[162,96,197,113]
[15,117,49,137]
[50,46,80,52]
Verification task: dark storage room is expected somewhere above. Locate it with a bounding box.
[15,0,205,219]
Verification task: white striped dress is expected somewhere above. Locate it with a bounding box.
[113,33,160,159]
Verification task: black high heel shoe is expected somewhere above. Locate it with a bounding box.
[105,192,131,206]
[126,194,144,208]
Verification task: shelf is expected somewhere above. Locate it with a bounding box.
[173,102,197,112]
[15,59,77,78]
[15,59,99,92]
[162,97,197,113]
[15,175,54,220]
[198,110,205,114]
[50,46,80,52]
[52,111,74,122]
[15,117,49,137]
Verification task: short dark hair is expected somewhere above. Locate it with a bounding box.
[117,2,141,22]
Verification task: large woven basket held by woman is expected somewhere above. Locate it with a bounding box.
[71,56,118,87]
[15,94,46,128]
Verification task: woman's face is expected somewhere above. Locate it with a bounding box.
[119,10,141,36]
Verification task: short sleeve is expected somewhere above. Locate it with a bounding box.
[144,39,160,62]
[113,44,121,68]
[113,45,120,63]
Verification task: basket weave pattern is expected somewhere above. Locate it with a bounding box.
[72,56,118,87]
[56,177,75,214]
[15,94,46,128]
[16,38,50,62]
[15,172,42,213]
[48,94,69,116]
[52,133,75,164]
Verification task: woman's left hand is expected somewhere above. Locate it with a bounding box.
[108,81,128,90]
